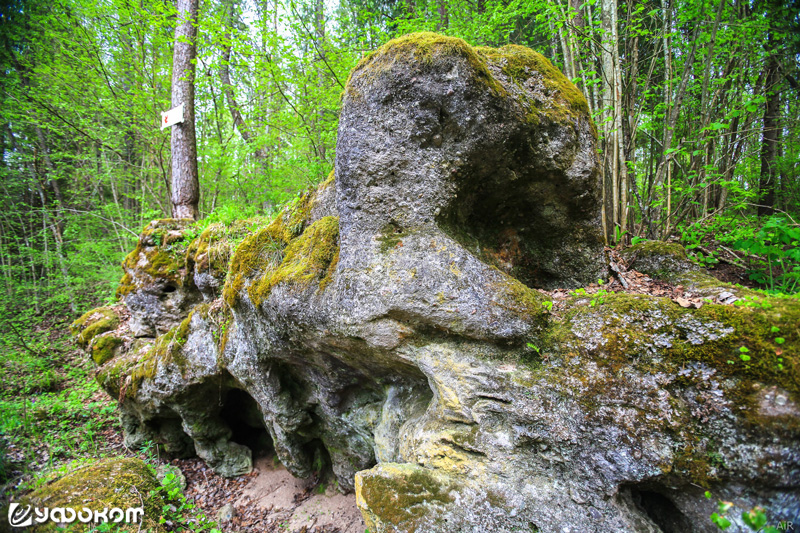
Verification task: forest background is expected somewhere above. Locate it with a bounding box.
[0,0,799,513]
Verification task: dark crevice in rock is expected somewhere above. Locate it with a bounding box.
[622,484,693,533]
[220,388,273,457]
[305,438,334,478]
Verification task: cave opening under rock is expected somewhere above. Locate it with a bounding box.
[623,485,692,533]
[220,388,273,458]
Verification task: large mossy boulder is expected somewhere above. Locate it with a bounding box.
[24,458,165,532]
[71,33,799,533]
[339,32,607,290]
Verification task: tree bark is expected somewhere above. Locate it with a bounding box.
[758,52,779,217]
[170,0,200,220]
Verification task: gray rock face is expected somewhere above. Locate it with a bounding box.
[338,34,606,290]
[72,33,799,533]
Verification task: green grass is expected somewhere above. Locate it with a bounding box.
[0,317,225,533]
[0,323,120,492]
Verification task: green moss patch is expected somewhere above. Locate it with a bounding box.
[222,225,285,307]
[548,291,800,484]
[25,457,165,532]
[192,216,270,279]
[117,219,200,298]
[356,463,455,532]
[346,32,505,98]
[562,292,798,393]
[377,222,410,253]
[221,191,328,306]
[91,335,123,366]
[268,188,319,245]
[70,307,120,348]
[125,319,194,398]
[477,44,589,122]
[248,216,340,306]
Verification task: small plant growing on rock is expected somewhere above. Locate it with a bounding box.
[590,279,608,307]
[704,491,789,532]
[739,346,751,362]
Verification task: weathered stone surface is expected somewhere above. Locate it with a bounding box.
[339,33,606,290]
[117,219,202,337]
[70,33,800,533]
[622,240,698,281]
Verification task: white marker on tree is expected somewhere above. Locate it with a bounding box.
[160,103,184,130]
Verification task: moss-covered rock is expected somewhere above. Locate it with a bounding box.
[355,463,456,533]
[347,32,505,99]
[248,216,340,305]
[24,457,165,532]
[477,43,590,125]
[80,35,799,533]
[70,307,120,348]
[118,219,202,337]
[90,334,123,366]
[192,216,270,299]
[221,186,338,307]
[621,240,698,281]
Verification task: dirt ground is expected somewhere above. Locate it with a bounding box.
[173,454,366,533]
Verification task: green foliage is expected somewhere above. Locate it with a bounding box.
[734,216,800,294]
[148,470,221,533]
[704,491,790,532]
[0,334,119,485]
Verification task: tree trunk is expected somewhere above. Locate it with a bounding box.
[170,0,200,220]
[758,52,779,217]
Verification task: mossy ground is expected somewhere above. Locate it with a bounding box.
[25,457,165,532]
